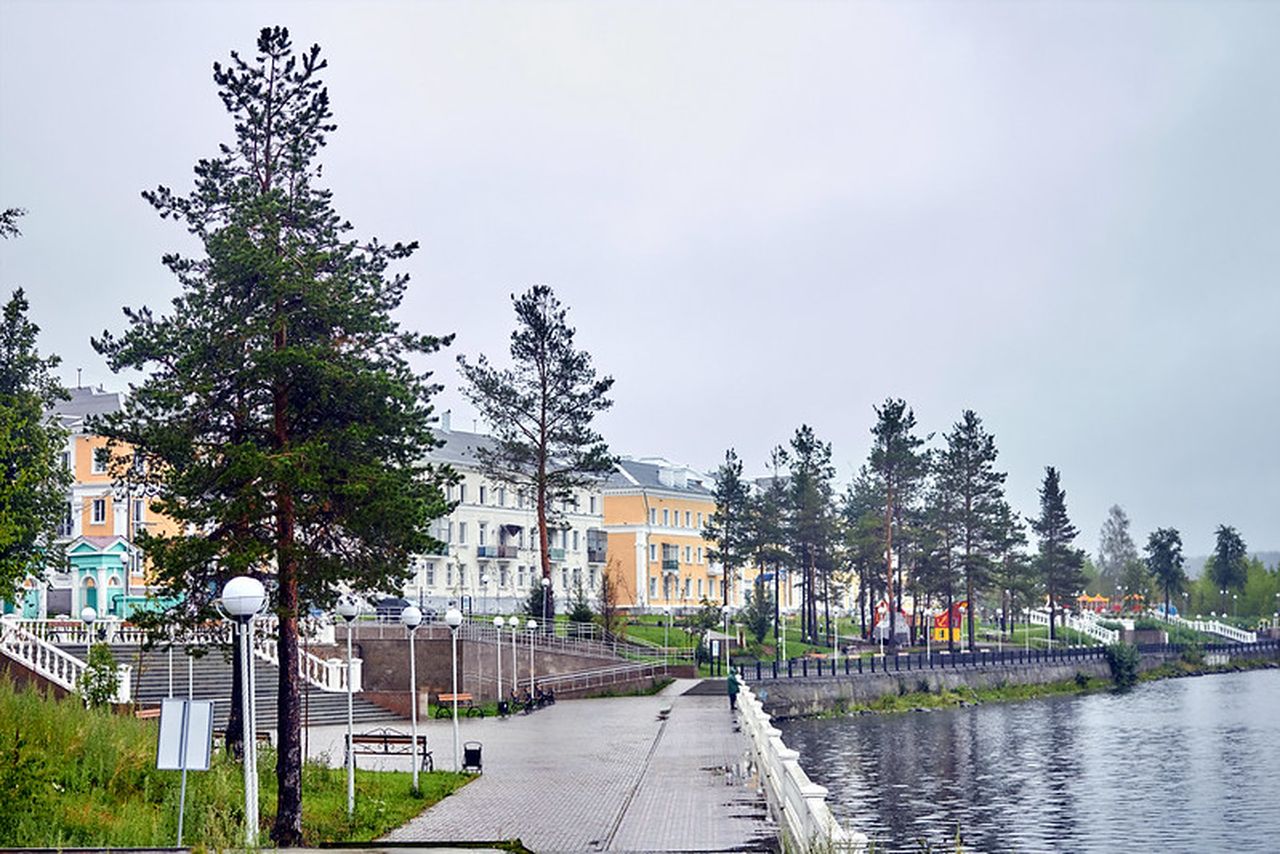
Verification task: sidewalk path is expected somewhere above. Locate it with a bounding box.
[368,679,776,852]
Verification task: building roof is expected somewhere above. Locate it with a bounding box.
[49,386,122,427]
[425,427,499,467]
[605,458,713,497]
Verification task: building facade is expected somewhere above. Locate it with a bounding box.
[403,421,609,615]
[2,387,178,619]
[603,457,751,613]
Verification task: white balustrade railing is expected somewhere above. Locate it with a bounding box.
[1154,611,1256,643]
[737,682,866,853]
[250,627,359,692]
[1,619,132,703]
[1027,609,1118,644]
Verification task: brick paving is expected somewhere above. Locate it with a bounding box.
[343,679,777,852]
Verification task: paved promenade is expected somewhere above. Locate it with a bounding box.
[309,679,776,852]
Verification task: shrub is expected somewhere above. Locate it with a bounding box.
[1180,644,1204,666]
[1104,642,1140,690]
[1074,671,1090,688]
[77,643,120,708]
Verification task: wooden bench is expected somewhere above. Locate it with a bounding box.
[212,728,274,747]
[135,706,162,720]
[436,692,485,718]
[344,727,432,771]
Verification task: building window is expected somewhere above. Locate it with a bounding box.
[518,565,527,588]
[479,485,487,505]
[499,567,509,587]
[684,577,692,599]
[649,543,657,562]
[58,501,73,537]
[684,511,691,527]
[92,498,106,524]
[518,529,526,549]
[426,562,436,586]
[479,522,487,546]
[573,568,581,587]
[133,499,144,523]
[589,496,597,514]
[459,566,467,587]
[572,530,579,551]
[92,449,107,474]
[458,522,468,544]
[698,578,704,598]
[649,507,657,525]
[446,564,455,587]
[590,567,598,589]
[662,509,669,526]
[518,489,527,508]
[458,483,467,504]
[61,450,71,471]
[561,568,568,589]
[685,545,692,563]
[697,547,703,563]
[649,576,657,598]
[497,487,506,507]
[697,512,703,528]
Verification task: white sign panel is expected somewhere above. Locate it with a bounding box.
[157,698,214,771]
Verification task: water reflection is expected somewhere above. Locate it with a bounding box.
[776,669,1280,852]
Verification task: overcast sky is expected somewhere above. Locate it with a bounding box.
[2,0,1277,556]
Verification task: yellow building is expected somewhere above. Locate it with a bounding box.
[603,458,739,612]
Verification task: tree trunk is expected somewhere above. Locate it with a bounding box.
[536,462,554,633]
[885,481,895,649]
[225,630,244,760]
[272,556,303,846]
[821,564,831,648]
[773,560,780,653]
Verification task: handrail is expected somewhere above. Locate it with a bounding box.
[251,627,359,692]
[737,681,866,852]
[1027,609,1118,644]
[533,661,668,693]
[0,619,132,703]
[1153,611,1256,643]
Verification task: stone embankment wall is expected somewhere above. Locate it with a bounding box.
[756,646,1280,719]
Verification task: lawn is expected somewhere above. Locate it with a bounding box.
[0,679,470,848]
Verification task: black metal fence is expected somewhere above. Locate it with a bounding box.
[737,638,1279,682]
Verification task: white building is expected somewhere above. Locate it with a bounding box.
[404,419,608,615]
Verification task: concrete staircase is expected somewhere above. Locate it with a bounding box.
[57,645,398,729]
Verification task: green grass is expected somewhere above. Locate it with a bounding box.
[0,680,471,848]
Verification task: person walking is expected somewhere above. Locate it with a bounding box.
[727,668,740,712]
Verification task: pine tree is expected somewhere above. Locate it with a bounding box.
[1207,524,1248,591]
[937,410,1009,651]
[838,468,883,640]
[458,285,614,627]
[1030,466,1086,640]
[868,399,927,647]
[747,447,791,650]
[91,28,452,845]
[1145,527,1186,616]
[1097,505,1139,592]
[988,503,1036,634]
[703,448,752,605]
[787,425,835,643]
[1,285,72,600]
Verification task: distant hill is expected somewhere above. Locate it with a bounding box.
[1184,551,1280,579]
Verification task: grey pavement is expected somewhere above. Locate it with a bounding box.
[341,679,777,852]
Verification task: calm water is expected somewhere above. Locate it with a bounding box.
[776,669,1280,853]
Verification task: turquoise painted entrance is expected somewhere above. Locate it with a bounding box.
[84,579,98,611]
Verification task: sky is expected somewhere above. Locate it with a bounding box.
[2,0,1277,557]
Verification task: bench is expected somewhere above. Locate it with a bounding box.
[212,727,272,747]
[135,706,161,720]
[436,692,485,718]
[344,727,432,771]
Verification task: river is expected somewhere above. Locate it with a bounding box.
[775,668,1280,852]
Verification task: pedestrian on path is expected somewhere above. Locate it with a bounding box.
[727,668,739,711]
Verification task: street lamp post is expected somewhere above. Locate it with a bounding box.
[1232,594,1238,619]
[481,574,490,616]
[336,595,359,817]
[444,607,463,771]
[493,616,505,710]
[510,616,518,699]
[540,576,550,635]
[527,619,537,693]
[220,576,266,848]
[400,604,423,793]
[663,607,670,667]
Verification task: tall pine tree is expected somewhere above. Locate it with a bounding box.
[937,410,1008,651]
[1031,466,1086,640]
[1207,524,1248,591]
[704,448,752,605]
[457,285,615,625]
[92,28,452,844]
[787,425,835,643]
[868,399,927,647]
[1145,527,1186,616]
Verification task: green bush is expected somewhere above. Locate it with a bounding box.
[1180,643,1205,666]
[1074,671,1090,688]
[77,643,120,708]
[1104,642,1141,690]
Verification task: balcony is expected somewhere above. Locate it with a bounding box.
[477,545,497,558]
[426,543,450,557]
[496,545,519,559]
[661,559,679,574]
[587,547,607,564]
[548,548,566,562]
